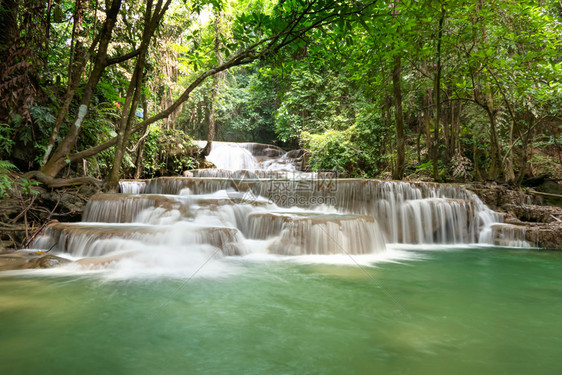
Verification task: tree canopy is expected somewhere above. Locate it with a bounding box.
[0,0,560,188]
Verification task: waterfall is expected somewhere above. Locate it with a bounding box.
[32,142,530,271]
[116,176,518,246]
[207,143,260,170]
[195,141,300,171]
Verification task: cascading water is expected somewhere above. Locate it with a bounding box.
[31,142,530,273]
[194,141,300,171]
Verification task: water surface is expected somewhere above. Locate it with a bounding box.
[1,247,561,375]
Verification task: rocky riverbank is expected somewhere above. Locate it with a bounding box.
[466,181,562,249]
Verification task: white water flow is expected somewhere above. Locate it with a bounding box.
[31,142,530,275]
[194,141,300,171]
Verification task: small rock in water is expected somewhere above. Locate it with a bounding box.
[0,251,71,271]
[28,254,71,269]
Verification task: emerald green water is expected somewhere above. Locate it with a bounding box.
[2,247,562,375]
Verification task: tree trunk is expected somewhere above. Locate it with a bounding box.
[473,131,483,181]
[383,95,392,161]
[134,93,149,179]
[423,90,432,163]
[478,0,502,180]
[486,108,502,180]
[417,117,422,164]
[203,10,224,155]
[105,61,145,191]
[41,0,89,165]
[104,0,173,191]
[433,5,445,182]
[0,0,17,57]
[392,55,405,180]
[516,115,534,185]
[40,0,123,178]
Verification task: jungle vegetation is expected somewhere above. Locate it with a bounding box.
[0,0,561,192]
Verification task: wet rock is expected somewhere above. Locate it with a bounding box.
[502,204,562,223]
[467,182,562,249]
[84,193,190,222]
[262,147,286,158]
[28,254,71,268]
[489,224,530,247]
[248,212,385,255]
[532,179,562,207]
[286,149,304,159]
[466,183,540,211]
[0,251,71,271]
[197,160,217,169]
[525,223,562,249]
[39,222,242,257]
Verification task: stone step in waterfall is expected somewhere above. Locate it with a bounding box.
[247,212,385,255]
[117,177,501,245]
[34,222,243,257]
[83,192,269,223]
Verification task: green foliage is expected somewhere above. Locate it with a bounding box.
[416,161,445,179]
[0,161,18,199]
[142,125,197,178]
[302,129,351,173]
[0,160,42,198]
[17,177,41,196]
[274,67,355,143]
[302,122,381,177]
[28,104,57,165]
[217,66,278,143]
[1,0,561,183]
[530,152,561,177]
[0,124,15,157]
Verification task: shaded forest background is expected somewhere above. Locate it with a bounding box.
[0,0,561,194]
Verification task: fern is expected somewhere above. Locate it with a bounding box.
[0,160,18,199]
[0,123,15,156]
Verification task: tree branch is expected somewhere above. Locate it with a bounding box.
[66,0,379,164]
[106,48,142,66]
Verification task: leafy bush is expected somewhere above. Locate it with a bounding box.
[302,129,352,173]
[142,125,197,177]
[0,123,15,158]
[0,161,41,199]
[302,124,380,177]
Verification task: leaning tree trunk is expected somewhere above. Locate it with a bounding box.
[40,0,123,178]
[104,54,145,191]
[485,108,503,180]
[134,93,149,179]
[41,0,90,165]
[104,0,173,191]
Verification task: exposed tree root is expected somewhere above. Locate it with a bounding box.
[23,171,102,188]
